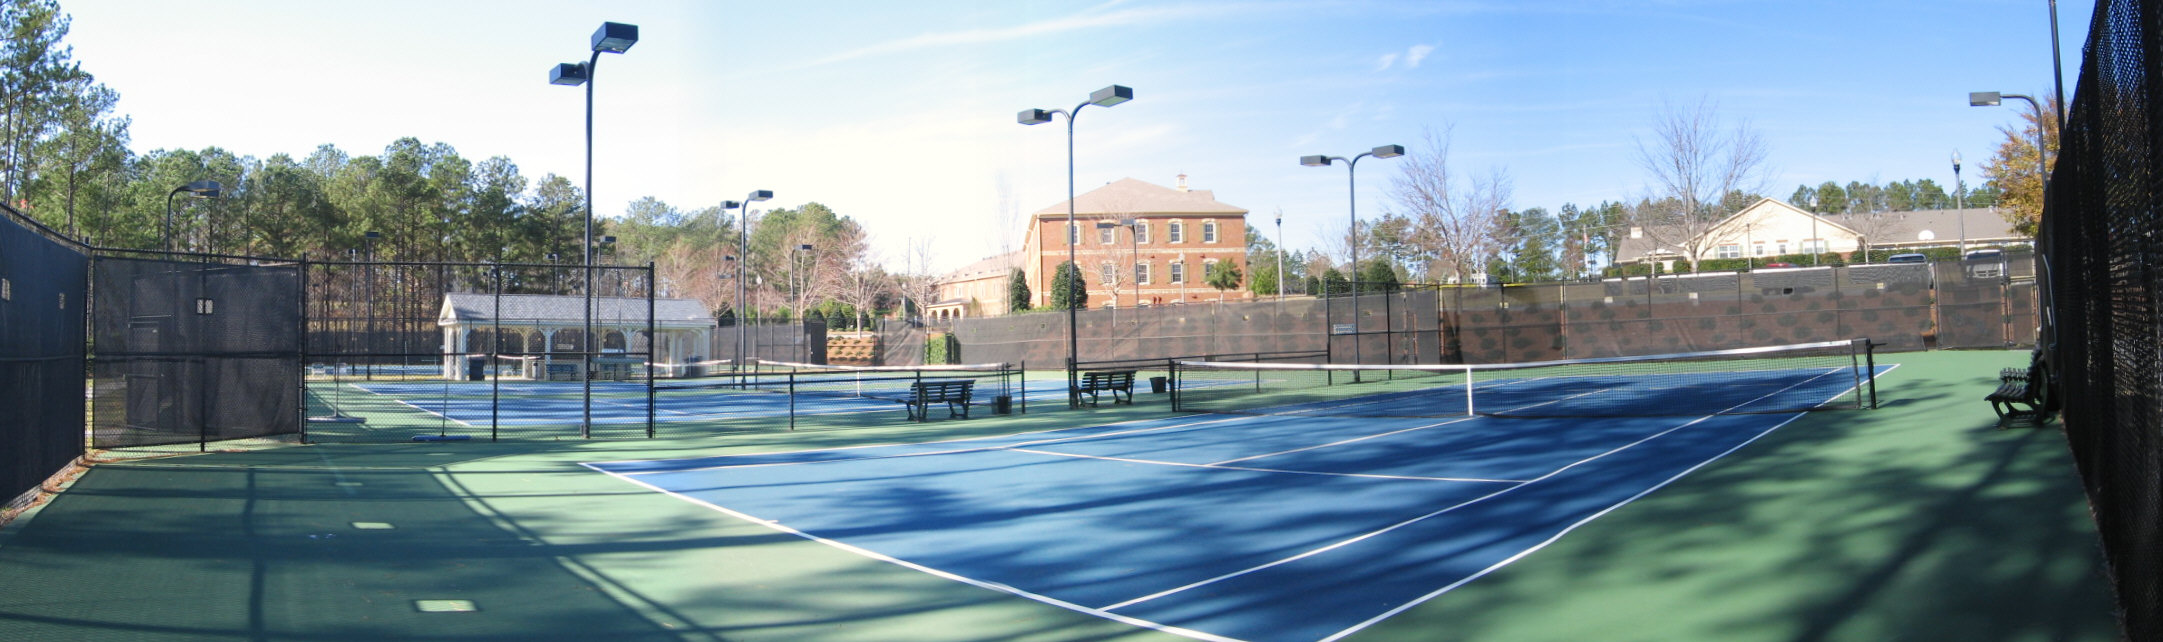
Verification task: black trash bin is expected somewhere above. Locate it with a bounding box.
[466,356,486,381]
[994,395,1013,415]
[1149,376,1168,393]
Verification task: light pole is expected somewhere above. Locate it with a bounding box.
[164,180,221,252]
[1953,150,1966,253]
[1020,84,1133,409]
[1094,219,1139,310]
[1274,213,1285,300]
[792,243,814,363]
[1301,144,1404,368]
[550,21,637,439]
[1970,91,2051,188]
[731,191,773,369]
[362,231,380,381]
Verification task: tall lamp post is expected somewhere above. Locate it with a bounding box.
[1969,92,2050,184]
[550,21,638,439]
[1953,150,1966,253]
[732,191,773,369]
[1020,84,1134,409]
[164,180,221,252]
[1094,219,1139,311]
[1300,144,1404,369]
[362,230,381,381]
[1274,213,1285,300]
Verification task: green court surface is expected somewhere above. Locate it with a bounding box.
[0,350,2119,641]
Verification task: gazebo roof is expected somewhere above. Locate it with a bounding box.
[439,293,715,328]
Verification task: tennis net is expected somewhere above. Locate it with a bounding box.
[658,359,1021,404]
[1171,339,1877,419]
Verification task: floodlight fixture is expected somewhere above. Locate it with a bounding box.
[590,22,639,53]
[1299,155,1331,167]
[1088,85,1133,107]
[1969,91,2003,107]
[1018,109,1054,125]
[1370,144,1405,159]
[549,63,588,86]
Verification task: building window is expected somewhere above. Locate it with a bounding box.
[1751,242,1767,256]
[1775,241,1789,255]
[1067,222,1079,246]
[1203,221,1218,243]
[1169,222,1185,243]
[1170,261,1186,284]
[1135,222,1151,244]
[1717,244,1741,259]
[1802,239,1828,253]
[1136,263,1151,284]
[1099,225,1115,245]
[1100,263,1116,285]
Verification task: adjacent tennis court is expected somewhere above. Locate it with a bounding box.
[584,346,1896,641]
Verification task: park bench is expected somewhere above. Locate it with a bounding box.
[1078,370,1136,406]
[1986,366,2045,422]
[900,379,975,421]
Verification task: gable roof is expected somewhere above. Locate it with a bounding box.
[1030,177,1247,218]
[1615,198,2026,261]
[439,293,715,327]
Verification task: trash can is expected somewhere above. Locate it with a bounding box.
[466,356,486,381]
[1149,376,1168,394]
[994,395,1013,415]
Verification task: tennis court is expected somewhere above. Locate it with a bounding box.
[583,347,1892,641]
[0,349,2119,641]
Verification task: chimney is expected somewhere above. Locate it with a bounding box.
[1176,173,1189,192]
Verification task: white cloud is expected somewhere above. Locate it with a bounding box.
[1406,44,1436,68]
[1375,53,1398,71]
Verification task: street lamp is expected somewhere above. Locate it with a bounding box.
[1301,144,1404,369]
[362,231,381,381]
[792,243,814,363]
[1953,150,1966,253]
[164,180,221,252]
[1969,91,2051,188]
[1094,219,1139,310]
[1274,213,1285,301]
[550,20,637,439]
[731,191,773,369]
[1020,84,1133,409]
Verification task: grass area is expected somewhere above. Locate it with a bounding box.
[0,351,2119,641]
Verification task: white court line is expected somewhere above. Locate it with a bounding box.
[1093,412,1711,612]
[587,414,1252,473]
[1317,365,1893,641]
[1206,417,1480,466]
[1008,448,1527,484]
[1102,365,1865,615]
[578,463,1240,642]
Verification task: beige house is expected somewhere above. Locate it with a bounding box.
[1616,198,2027,269]
[934,175,1252,318]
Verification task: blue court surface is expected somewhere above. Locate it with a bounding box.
[337,377,1079,426]
[585,396,1863,641]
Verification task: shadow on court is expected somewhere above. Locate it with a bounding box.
[1356,350,2117,642]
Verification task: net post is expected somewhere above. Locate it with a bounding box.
[914,368,925,423]
[1019,360,1028,414]
[298,255,312,445]
[492,263,503,442]
[788,370,797,431]
[646,262,657,439]
[1863,338,1880,409]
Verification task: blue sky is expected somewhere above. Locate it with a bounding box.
[61,0,2083,272]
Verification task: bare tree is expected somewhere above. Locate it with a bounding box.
[1631,98,1769,271]
[1388,127,1513,282]
[897,237,942,322]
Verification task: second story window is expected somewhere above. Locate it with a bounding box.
[1169,222,1185,243]
[1135,222,1152,244]
[1202,221,1218,243]
[1099,225,1115,245]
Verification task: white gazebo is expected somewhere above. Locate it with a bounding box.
[436,293,716,381]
